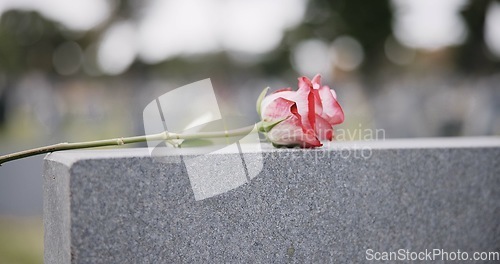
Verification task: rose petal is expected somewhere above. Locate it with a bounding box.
[311,74,322,90]
[290,103,322,147]
[260,90,296,119]
[312,88,324,117]
[264,98,321,147]
[268,119,322,148]
[273,87,293,93]
[261,97,296,122]
[268,119,322,147]
[298,76,312,90]
[315,114,334,141]
[260,74,342,148]
[318,86,344,125]
[329,87,337,99]
[295,77,316,133]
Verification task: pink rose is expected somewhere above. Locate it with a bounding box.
[258,74,344,148]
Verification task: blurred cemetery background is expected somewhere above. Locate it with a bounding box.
[1,0,500,263]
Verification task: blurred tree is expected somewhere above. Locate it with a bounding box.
[0,11,63,75]
[0,82,6,125]
[283,0,393,93]
[333,0,393,73]
[459,0,500,73]
[0,11,64,126]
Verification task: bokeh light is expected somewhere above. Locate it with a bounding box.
[291,39,332,78]
[0,0,111,31]
[391,0,468,50]
[331,36,364,71]
[485,2,500,58]
[98,21,136,75]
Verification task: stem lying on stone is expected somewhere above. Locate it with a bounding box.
[0,123,259,166]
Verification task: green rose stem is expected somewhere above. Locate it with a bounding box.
[0,122,261,166]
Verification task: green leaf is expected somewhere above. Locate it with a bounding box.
[256,87,270,116]
[271,142,299,148]
[271,142,282,148]
[258,118,286,133]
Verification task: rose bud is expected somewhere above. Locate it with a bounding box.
[257,74,344,148]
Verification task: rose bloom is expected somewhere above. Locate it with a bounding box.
[260,74,344,147]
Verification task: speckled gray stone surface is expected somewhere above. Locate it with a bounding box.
[43,138,500,263]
